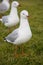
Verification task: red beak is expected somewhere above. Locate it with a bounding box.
[27,16,29,18]
[19,4,21,7]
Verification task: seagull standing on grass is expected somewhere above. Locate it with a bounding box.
[0,0,10,13]
[4,10,32,44]
[0,1,20,30]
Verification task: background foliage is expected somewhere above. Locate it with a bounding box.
[0,0,43,65]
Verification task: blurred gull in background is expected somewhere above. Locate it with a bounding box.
[4,10,32,44]
[0,0,10,13]
[0,1,20,29]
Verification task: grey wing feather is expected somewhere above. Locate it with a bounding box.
[2,16,8,24]
[0,3,7,12]
[6,29,19,42]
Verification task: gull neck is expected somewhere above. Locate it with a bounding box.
[10,7,18,16]
[20,16,29,28]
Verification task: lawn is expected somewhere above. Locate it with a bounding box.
[0,0,43,65]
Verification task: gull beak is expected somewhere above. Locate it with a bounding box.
[19,4,21,7]
[27,16,29,18]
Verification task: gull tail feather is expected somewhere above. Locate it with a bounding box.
[4,37,11,43]
[0,18,2,21]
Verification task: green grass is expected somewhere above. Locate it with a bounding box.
[0,0,43,65]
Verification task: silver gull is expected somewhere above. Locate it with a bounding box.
[0,1,20,27]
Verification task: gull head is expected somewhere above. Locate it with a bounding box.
[20,10,29,18]
[12,1,20,8]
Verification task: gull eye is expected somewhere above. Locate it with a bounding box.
[23,13,25,15]
[14,3,16,5]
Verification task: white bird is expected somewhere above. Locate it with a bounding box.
[4,10,32,45]
[0,1,20,27]
[0,0,10,13]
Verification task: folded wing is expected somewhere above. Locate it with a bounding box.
[5,29,19,42]
[2,16,8,24]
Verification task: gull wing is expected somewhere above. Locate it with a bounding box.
[5,29,19,43]
[2,16,8,24]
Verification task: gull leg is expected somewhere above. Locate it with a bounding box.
[21,44,24,55]
[15,45,18,57]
